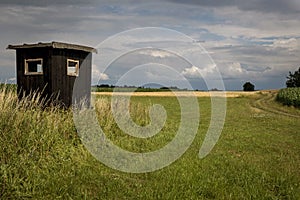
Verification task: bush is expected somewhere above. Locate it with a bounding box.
[276,88,300,107]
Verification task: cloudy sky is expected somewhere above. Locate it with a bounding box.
[1,0,300,90]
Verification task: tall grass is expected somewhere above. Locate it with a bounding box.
[0,85,159,198]
[0,85,83,198]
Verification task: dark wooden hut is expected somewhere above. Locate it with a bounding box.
[7,41,97,107]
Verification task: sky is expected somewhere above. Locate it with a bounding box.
[1,0,300,90]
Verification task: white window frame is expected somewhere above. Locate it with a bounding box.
[24,58,43,75]
[67,59,79,76]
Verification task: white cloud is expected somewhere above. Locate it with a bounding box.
[139,49,173,58]
[228,62,244,73]
[220,62,245,78]
[8,77,16,81]
[181,65,216,78]
[91,66,109,84]
[181,66,202,78]
[269,38,299,51]
[219,62,271,81]
[99,73,109,80]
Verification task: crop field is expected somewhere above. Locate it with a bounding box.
[0,87,300,199]
[277,88,300,108]
[91,90,259,97]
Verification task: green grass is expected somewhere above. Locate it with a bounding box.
[0,86,300,199]
[0,83,16,93]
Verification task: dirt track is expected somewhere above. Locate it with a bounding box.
[92,91,261,97]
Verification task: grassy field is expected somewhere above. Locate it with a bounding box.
[0,87,300,199]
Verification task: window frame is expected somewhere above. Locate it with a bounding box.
[24,58,43,75]
[67,59,80,77]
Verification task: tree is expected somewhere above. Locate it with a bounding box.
[243,82,255,91]
[286,67,300,88]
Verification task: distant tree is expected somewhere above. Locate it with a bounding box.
[98,84,110,88]
[160,87,169,90]
[286,67,300,88]
[243,82,255,91]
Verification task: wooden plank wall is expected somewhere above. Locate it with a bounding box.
[51,49,92,107]
[16,47,92,107]
[16,48,50,100]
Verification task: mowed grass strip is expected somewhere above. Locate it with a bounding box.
[0,87,299,199]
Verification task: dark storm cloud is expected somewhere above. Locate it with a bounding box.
[240,63,272,72]
[167,0,300,14]
[3,0,298,14]
[167,0,236,7]
[0,0,96,6]
[0,0,139,6]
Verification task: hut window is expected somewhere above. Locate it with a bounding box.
[24,58,43,75]
[67,59,79,76]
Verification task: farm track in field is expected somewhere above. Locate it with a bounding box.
[93,90,299,118]
[250,91,300,118]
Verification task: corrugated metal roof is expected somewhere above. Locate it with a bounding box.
[7,41,97,53]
